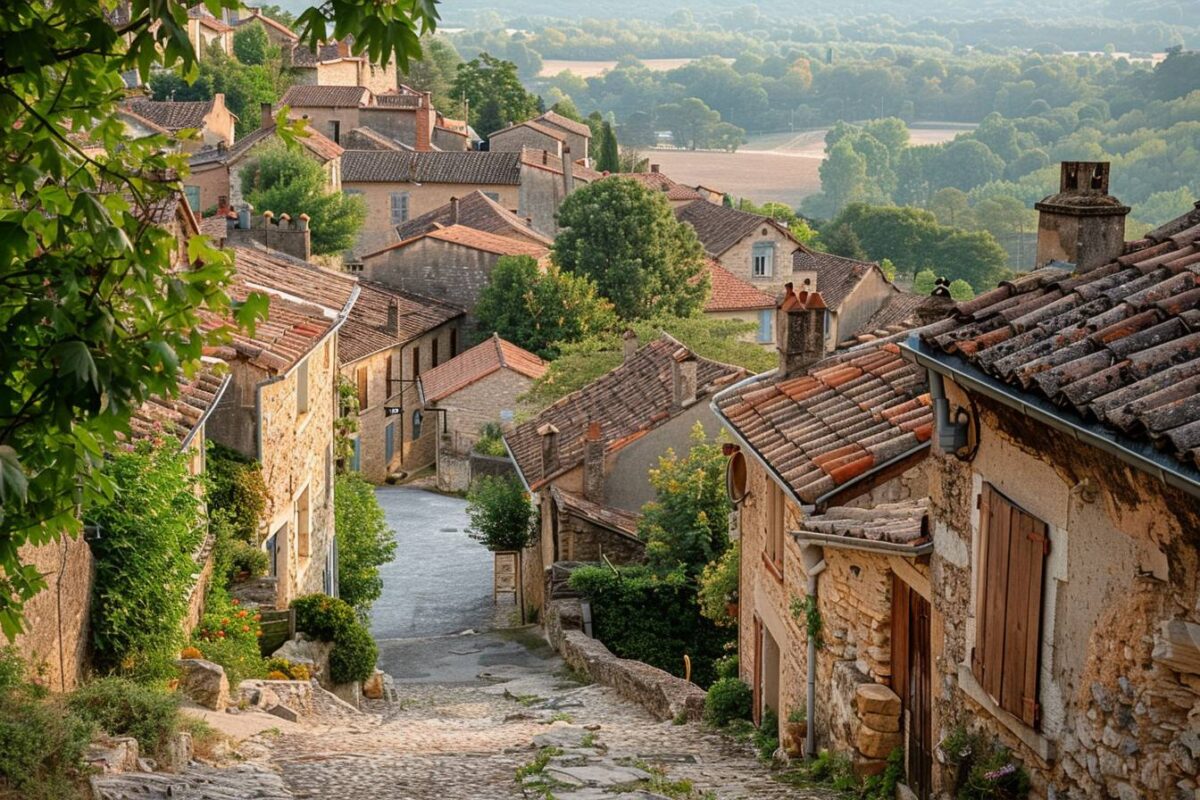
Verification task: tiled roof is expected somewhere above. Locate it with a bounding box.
[615,172,704,202]
[550,486,642,539]
[842,292,950,348]
[374,92,423,109]
[202,246,358,373]
[675,200,792,257]
[130,361,230,446]
[394,191,553,245]
[420,333,547,402]
[506,334,745,489]
[338,280,462,365]
[492,120,567,141]
[518,147,602,182]
[280,85,370,108]
[341,150,523,184]
[705,261,775,312]
[123,99,214,132]
[235,9,298,41]
[714,340,932,503]
[914,204,1200,471]
[188,8,233,32]
[797,499,929,548]
[536,111,593,139]
[190,124,343,167]
[118,108,171,136]
[343,126,412,152]
[794,250,880,309]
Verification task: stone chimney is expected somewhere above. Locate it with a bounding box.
[776,282,828,379]
[224,209,312,262]
[583,421,605,503]
[450,196,459,225]
[1034,161,1130,273]
[386,298,399,335]
[561,146,574,196]
[414,92,433,152]
[261,102,273,130]
[538,423,560,477]
[671,348,698,411]
[650,164,660,173]
[622,329,639,362]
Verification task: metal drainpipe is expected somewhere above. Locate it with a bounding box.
[802,544,827,759]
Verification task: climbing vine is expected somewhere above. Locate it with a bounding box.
[790,594,823,649]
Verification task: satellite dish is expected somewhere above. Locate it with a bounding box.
[726,450,748,505]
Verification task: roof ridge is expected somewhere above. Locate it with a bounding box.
[494,332,507,369]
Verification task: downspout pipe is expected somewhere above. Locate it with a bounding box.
[801,544,826,759]
[928,367,968,453]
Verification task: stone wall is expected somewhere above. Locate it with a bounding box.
[13,535,93,691]
[927,381,1200,800]
[434,368,534,445]
[437,445,470,493]
[554,511,645,565]
[710,223,795,298]
[544,598,706,722]
[489,126,563,156]
[348,182,520,256]
[470,453,517,483]
[359,236,504,316]
[358,107,417,148]
[285,106,362,146]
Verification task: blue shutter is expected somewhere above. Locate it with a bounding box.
[385,422,395,462]
[351,437,361,472]
[757,309,773,343]
[184,185,201,212]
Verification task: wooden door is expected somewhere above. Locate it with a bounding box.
[892,575,932,800]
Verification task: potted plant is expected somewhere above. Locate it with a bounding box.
[784,704,807,756]
[725,588,739,621]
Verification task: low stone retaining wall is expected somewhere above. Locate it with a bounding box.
[544,598,706,722]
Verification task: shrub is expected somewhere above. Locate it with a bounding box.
[754,707,780,761]
[713,653,739,681]
[0,686,93,800]
[334,473,397,617]
[88,441,206,677]
[698,541,740,627]
[570,564,733,687]
[473,422,508,457]
[68,678,179,758]
[265,658,311,681]
[179,646,204,660]
[328,623,378,684]
[466,476,534,552]
[292,594,358,642]
[228,539,269,581]
[193,585,266,685]
[206,442,268,543]
[704,677,752,727]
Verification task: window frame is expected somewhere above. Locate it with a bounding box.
[296,358,309,415]
[764,480,785,578]
[390,191,410,224]
[752,242,775,278]
[756,309,773,343]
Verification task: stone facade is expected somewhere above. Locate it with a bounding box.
[359,236,517,315]
[348,182,520,255]
[12,535,94,691]
[489,124,564,156]
[712,222,798,297]
[431,365,538,452]
[923,382,1200,800]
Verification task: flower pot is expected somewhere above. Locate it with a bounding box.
[784,721,807,756]
[725,601,739,619]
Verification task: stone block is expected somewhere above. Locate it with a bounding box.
[86,737,139,774]
[362,669,385,700]
[176,659,230,710]
[163,731,192,773]
[332,681,361,709]
[861,711,900,732]
[856,727,903,759]
[272,636,334,686]
[266,703,300,723]
[855,683,900,716]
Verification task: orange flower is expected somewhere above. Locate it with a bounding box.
[221,618,230,626]
[242,625,250,633]
[255,630,263,637]
[217,631,226,638]
[254,613,262,621]
[237,610,248,618]
[231,599,240,606]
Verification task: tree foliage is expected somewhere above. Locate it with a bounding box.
[475,256,617,359]
[466,476,534,552]
[241,142,367,254]
[553,178,709,320]
[150,45,290,139]
[0,0,434,640]
[452,53,538,138]
[334,473,397,618]
[402,36,464,116]
[597,121,620,173]
[233,24,275,66]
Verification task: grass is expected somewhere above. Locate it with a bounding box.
[515,746,572,799]
[548,711,574,723]
[504,690,545,707]
[580,731,597,748]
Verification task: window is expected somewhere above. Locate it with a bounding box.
[350,437,361,472]
[766,481,785,571]
[432,337,439,367]
[356,365,369,410]
[296,358,309,415]
[324,445,332,507]
[330,119,341,144]
[411,345,420,378]
[384,422,395,463]
[973,484,1048,729]
[390,191,410,224]
[449,328,458,358]
[483,191,500,201]
[343,187,363,197]
[385,353,393,400]
[411,410,423,440]
[295,486,311,558]
[184,184,201,212]
[752,242,775,278]
[757,309,773,344]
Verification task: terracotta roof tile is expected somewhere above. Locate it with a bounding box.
[123,99,214,132]
[676,200,791,257]
[492,120,567,141]
[190,124,343,168]
[395,191,552,246]
[797,499,929,547]
[363,224,549,261]
[714,339,931,503]
[338,280,463,365]
[342,150,523,184]
[614,172,705,202]
[916,203,1200,471]
[535,111,593,139]
[704,261,775,312]
[234,9,298,41]
[550,486,642,539]
[130,361,230,445]
[280,85,370,109]
[420,334,546,402]
[506,334,745,488]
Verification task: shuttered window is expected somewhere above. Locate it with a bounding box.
[357,365,369,410]
[385,353,393,400]
[766,481,786,571]
[973,484,1049,729]
[390,192,410,224]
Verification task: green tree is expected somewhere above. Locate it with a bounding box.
[0,0,433,640]
[241,142,367,255]
[949,279,975,301]
[466,477,534,552]
[640,424,731,577]
[335,473,397,618]
[657,97,720,150]
[553,178,709,320]
[913,269,938,295]
[151,46,289,139]
[403,36,463,116]
[929,140,1006,192]
[233,23,274,66]
[475,256,617,359]
[597,121,620,173]
[929,187,974,228]
[820,223,868,261]
[817,139,869,215]
[453,53,538,138]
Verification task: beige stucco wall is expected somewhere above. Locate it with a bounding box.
[347,181,521,255]
[927,379,1200,799]
[710,224,797,298]
[490,126,564,156]
[201,102,237,149]
[432,367,535,450]
[359,232,505,315]
[285,106,362,145]
[185,162,230,216]
[313,60,360,87]
[12,535,94,691]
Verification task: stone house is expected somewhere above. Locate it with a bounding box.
[341,148,596,252]
[337,280,464,482]
[703,261,777,347]
[395,191,555,248]
[419,333,547,455]
[187,7,233,58]
[204,245,359,608]
[279,84,468,152]
[284,39,398,95]
[711,286,936,794]
[121,95,237,152]
[505,333,746,617]
[231,8,298,47]
[897,165,1200,800]
[614,166,709,209]
[13,363,231,691]
[489,120,569,158]
[358,224,550,316]
[278,85,372,145]
[186,104,343,213]
[675,199,803,297]
[530,111,592,168]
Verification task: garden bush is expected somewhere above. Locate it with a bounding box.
[68,677,179,759]
[265,658,312,682]
[193,585,266,685]
[328,623,378,684]
[466,475,534,551]
[88,441,205,678]
[0,649,93,800]
[703,676,752,727]
[334,473,397,617]
[206,441,268,543]
[568,564,733,686]
[698,541,740,627]
[941,726,1031,800]
[290,594,378,685]
[754,708,780,760]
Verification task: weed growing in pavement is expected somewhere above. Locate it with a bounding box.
[548,711,574,723]
[580,731,598,748]
[672,710,689,725]
[515,746,572,799]
[504,690,545,707]
[554,665,592,686]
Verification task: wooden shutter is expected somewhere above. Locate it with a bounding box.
[357,366,369,410]
[973,484,1047,728]
[891,573,910,700]
[385,354,393,399]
